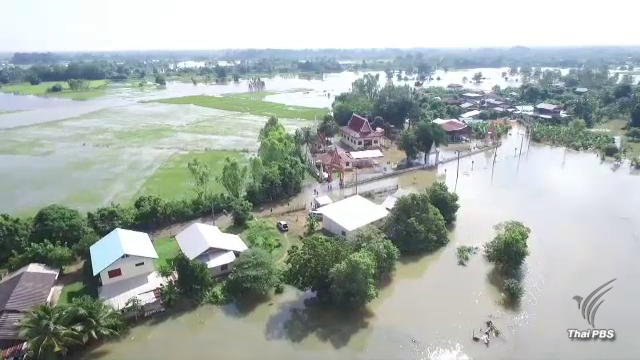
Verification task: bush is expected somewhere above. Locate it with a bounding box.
[245,219,281,253]
[603,144,619,157]
[203,283,232,305]
[274,283,285,294]
[227,249,279,298]
[48,83,63,93]
[456,245,478,266]
[503,278,524,303]
[484,221,531,273]
[427,182,460,226]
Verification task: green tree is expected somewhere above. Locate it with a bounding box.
[25,72,41,85]
[351,73,380,101]
[69,296,123,343]
[173,253,214,299]
[631,105,640,128]
[509,67,518,77]
[220,157,247,198]
[31,205,93,248]
[187,158,213,200]
[19,304,81,360]
[384,193,449,254]
[484,221,531,273]
[426,182,460,226]
[304,216,319,237]
[230,198,253,227]
[503,278,524,303]
[399,130,420,165]
[329,251,377,308]
[227,249,279,298]
[352,227,399,279]
[472,72,483,83]
[9,240,75,270]
[87,203,135,237]
[331,94,373,126]
[318,114,339,137]
[154,74,166,85]
[0,214,32,264]
[373,85,420,129]
[415,121,447,165]
[627,127,640,141]
[124,297,143,321]
[491,84,501,94]
[285,234,351,298]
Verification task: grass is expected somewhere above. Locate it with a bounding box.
[597,119,640,158]
[155,237,181,267]
[154,91,329,121]
[59,281,90,304]
[0,80,108,100]
[136,150,248,201]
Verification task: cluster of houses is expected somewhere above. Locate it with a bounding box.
[0,222,250,356]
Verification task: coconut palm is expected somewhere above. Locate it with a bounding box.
[69,296,123,343]
[19,304,81,360]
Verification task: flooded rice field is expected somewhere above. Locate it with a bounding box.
[80,129,640,360]
[0,103,306,214]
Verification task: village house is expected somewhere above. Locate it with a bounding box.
[175,223,248,277]
[340,114,385,150]
[461,92,483,101]
[90,228,166,310]
[434,119,472,142]
[574,87,588,95]
[316,195,389,238]
[447,83,463,89]
[460,102,477,110]
[382,188,414,210]
[460,109,482,121]
[534,103,562,120]
[483,98,505,108]
[0,264,59,352]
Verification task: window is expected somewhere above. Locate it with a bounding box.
[345,162,350,167]
[373,140,378,144]
[341,230,346,236]
[357,141,362,145]
[220,264,229,271]
[135,262,145,267]
[107,268,122,279]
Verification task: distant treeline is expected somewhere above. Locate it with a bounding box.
[8,46,640,66]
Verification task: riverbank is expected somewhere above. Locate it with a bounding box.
[153,91,329,120]
[0,80,109,100]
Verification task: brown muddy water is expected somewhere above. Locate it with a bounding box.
[80,129,640,360]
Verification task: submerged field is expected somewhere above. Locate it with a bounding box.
[0,102,309,215]
[0,80,109,100]
[154,91,329,120]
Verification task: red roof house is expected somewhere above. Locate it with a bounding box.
[438,120,471,142]
[340,114,385,150]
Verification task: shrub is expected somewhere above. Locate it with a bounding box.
[503,278,524,303]
[603,144,619,157]
[48,83,63,93]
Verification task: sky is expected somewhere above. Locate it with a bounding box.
[1,0,639,52]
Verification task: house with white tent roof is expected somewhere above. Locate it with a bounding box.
[174,223,248,276]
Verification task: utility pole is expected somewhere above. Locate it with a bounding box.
[518,133,524,158]
[455,151,460,192]
[355,166,358,195]
[211,202,215,226]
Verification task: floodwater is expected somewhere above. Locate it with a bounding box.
[81,128,640,360]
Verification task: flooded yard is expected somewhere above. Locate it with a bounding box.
[79,129,640,360]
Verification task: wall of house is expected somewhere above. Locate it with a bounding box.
[340,132,364,150]
[99,255,156,286]
[322,216,349,237]
[209,262,234,277]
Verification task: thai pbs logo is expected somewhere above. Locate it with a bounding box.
[567,278,616,340]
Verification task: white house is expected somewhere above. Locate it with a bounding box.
[316,195,389,238]
[89,228,165,310]
[175,223,248,276]
[382,188,414,210]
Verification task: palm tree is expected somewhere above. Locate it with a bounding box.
[69,296,123,343]
[19,304,81,360]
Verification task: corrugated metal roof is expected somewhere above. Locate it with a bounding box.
[349,150,383,159]
[175,223,248,261]
[90,228,158,276]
